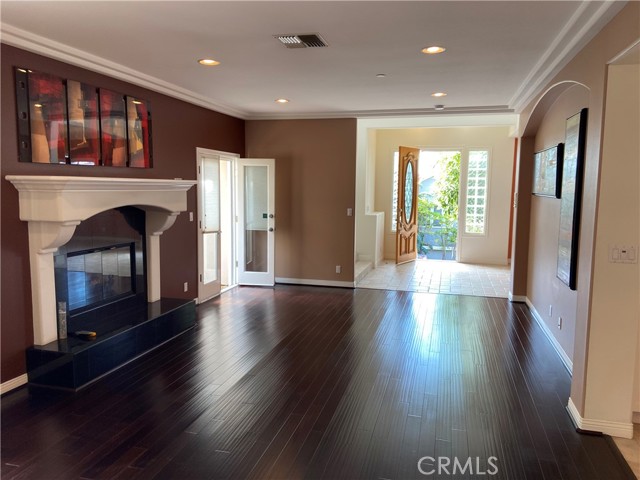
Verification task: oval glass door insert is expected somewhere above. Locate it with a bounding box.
[404,162,414,222]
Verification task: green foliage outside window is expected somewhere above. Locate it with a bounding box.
[417,152,461,259]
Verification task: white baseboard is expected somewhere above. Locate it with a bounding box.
[525,298,573,374]
[276,277,355,288]
[508,292,527,303]
[567,397,634,439]
[0,374,28,395]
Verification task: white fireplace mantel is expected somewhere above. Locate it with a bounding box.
[6,175,196,346]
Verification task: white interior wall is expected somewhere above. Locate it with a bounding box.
[374,126,514,264]
[585,63,640,423]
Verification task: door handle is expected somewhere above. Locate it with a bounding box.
[269,227,274,232]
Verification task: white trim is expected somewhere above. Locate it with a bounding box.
[276,277,355,288]
[567,398,634,439]
[0,374,28,395]
[609,38,640,65]
[237,159,276,286]
[510,1,625,112]
[508,292,527,303]
[0,24,514,121]
[196,149,222,303]
[1,24,247,120]
[6,175,195,345]
[526,297,573,374]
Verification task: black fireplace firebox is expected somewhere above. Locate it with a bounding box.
[66,242,137,311]
[54,207,146,335]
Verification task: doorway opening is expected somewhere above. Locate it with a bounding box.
[197,149,238,303]
[197,150,277,303]
[393,150,461,261]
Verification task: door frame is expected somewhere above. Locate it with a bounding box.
[237,158,276,286]
[196,148,239,303]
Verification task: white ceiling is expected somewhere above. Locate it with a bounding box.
[0,1,626,120]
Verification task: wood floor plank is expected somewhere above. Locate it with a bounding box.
[2,286,634,479]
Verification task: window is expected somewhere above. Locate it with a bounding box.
[391,152,399,231]
[465,150,489,234]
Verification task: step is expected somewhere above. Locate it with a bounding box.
[26,298,196,391]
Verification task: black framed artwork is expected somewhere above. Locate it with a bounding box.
[16,68,69,164]
[67,80,100,166]
[126,96,152,168]
[100,88,128,167]
[533,143,564,198]
[15,67,152,169]
[557,108,588,290]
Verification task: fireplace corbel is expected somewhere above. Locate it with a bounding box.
[6,175,196,345]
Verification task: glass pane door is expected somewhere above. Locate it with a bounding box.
[237,158,275,286]
[244,165,268,273]
[198,152,221,302]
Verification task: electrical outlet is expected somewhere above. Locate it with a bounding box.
[183,282,188,292]
[336,265,342,274]
[548,305,553,317]
[189,212,194,222]
[557,317,562,329]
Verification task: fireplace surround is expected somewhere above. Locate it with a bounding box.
[7,175,197,389]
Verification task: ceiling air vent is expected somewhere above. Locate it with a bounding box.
[275,33,328,49]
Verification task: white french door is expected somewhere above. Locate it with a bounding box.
[237,158,275,286]
[197,149,222,302]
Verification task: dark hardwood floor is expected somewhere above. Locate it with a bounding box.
[1,286,633,479]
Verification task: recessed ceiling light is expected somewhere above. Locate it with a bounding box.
[434,104,445,111]
[376,73,386,78]
[33,103,43,108]
[431,92,447,97]
[422,46,446,55]
[275,98,290,104]
[198,58,220,66]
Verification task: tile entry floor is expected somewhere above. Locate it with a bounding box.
[612,424,640,478]
[357,259,511,298]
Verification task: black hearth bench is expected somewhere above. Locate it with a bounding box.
[26,298,196,390]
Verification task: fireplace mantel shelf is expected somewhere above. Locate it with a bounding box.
[6,174,196,346]
[6,175,197,223]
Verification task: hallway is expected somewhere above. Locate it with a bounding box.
[357,260,511,298]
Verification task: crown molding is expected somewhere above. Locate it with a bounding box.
[3,1,621,123]
[1,23,513,122]
[509,1,626,113]
[0,24,249,120]
[245,105,514,121]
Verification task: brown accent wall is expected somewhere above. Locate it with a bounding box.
[1,44,245,382]
[245,119,357,282]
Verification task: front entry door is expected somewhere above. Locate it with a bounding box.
[237,158,275,286]
[396,146,419,264]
